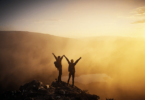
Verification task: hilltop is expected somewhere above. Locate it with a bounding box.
[0,80,100,100]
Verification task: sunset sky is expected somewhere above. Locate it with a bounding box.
[0,0,145,38]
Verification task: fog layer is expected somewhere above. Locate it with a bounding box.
[0,31,145,100]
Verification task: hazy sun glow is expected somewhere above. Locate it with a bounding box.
[1,1,145,100]
[1,0,145,38]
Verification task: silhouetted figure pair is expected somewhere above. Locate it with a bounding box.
[52,53,81,86]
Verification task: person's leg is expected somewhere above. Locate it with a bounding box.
[67,72,71,84]
[72,72,75,86]
[58,70,60,83]
[60,69,62,82]
[55,63,60,83]
[58,69,62,83]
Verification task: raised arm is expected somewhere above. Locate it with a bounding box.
[74,57,81,65]
[64,55,70,64]
[52,53,57,60]
[60,55,64,61]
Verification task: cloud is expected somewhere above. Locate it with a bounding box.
[48,19,62,22]
[0,26,14,30]
[62,73,112,84]
[34,19,62,23]
[134,6,145,15]
[132,19,145,24]
[131,6,145,24]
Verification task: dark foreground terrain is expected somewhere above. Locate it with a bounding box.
[0,80,100,100]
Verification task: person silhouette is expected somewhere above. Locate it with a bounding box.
[64,55,81,86]
[52,53,64,83]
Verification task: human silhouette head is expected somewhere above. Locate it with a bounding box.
[71,59,74,63]
[58,56,60,59]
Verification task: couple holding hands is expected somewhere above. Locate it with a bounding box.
[52,53,81,86]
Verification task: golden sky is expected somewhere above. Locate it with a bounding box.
[0,0,145,38]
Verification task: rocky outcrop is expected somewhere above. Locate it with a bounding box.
[0,80,100,100]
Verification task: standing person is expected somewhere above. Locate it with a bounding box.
[64,55,81,86]
[52,53,64,83]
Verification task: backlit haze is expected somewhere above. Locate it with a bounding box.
[1,0,145,100]
[0,0,145,38]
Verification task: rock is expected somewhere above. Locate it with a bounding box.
[59,90,65,95]
[24,97,34,100]
[0,80,100,100]
[56,95,61,99]
[44,85,49,89]
[63,97,71,100]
